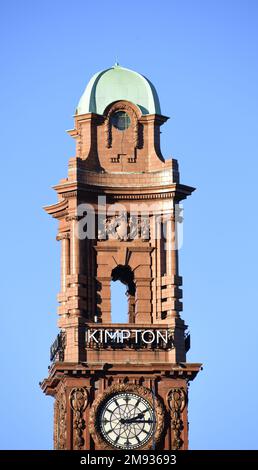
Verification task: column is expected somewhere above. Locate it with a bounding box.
[56,232,70,316]
[166,210,178,278]
[59,233,70,292]
[166,206,180,319]
[70,216,81,276]
[66,215,84,319]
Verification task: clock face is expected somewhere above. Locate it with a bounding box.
[98,392,155,449]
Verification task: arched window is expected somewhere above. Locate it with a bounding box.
[110,265,136,323]
[110,280,128,323]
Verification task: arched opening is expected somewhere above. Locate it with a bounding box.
[110,280,128,323]
[110,265,136,323]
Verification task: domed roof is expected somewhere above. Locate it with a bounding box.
[76,64,161,116]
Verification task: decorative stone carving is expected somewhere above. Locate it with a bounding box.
[56,232,70,241]
[69,387,88,450]
[65,215,81,222]
[167,388,187,450]
[55,389,67,450]
[138,217,150,240]
[53,400,58,449]
[98,214,150,241]
[105,102,139,149]
[89,383,164,450]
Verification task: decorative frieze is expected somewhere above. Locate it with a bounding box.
[70,387,88,450]
[55,388,67,449]
[167,387,187,450]
[98,213,150,241]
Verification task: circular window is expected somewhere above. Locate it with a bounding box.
[111,111,131,131]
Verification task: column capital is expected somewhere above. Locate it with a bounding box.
[66,215,81,222]
[56,232,70,241]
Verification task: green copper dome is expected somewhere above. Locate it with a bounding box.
[76,64,161,116]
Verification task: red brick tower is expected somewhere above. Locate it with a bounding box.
[41,64,201,450]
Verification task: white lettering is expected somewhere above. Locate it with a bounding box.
[156,330,168,344]
[142,330,155,344]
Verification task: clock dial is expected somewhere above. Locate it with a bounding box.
[98,392,155,449]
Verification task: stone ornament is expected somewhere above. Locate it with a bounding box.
[55,388,67,449]
[69,387,88,450]
[167,388,187,450]
[98,213,150,241]
[104,101,140,149]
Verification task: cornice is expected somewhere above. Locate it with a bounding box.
[40,362,202,395]
[43,198,68,218]
[51,181,195,201]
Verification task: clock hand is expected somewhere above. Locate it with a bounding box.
[120,412,144,424]
[120,408,153,424]
[120,418,153,424]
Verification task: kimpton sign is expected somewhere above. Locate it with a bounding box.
[85,327,175,348]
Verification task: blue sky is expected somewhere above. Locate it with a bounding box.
[0,0,258,449]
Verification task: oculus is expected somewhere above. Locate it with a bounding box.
[111,111,131,131]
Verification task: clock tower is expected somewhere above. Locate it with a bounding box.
[41,64,201,450]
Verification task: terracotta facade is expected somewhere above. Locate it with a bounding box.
[41,89,201,450]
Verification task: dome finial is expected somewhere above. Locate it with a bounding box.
[114,58,120,67]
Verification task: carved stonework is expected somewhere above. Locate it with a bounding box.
[53,399,58,449]
[89,383,164,450]
[70,387,88,450]
[55,388,67,450]
[56,232,70,241]
[98,213,150,241]
[167,388,186,450]
[65,215,81,222]
[105,102,139,149]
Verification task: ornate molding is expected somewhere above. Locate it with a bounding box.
[69,387,88,450]
[89,383,164,450]
[112,192,176,200]
[53,399,58,449]
[167,388,187,450]
[98,213,150,241]
[56,232,70,241]
[44,198,69,219]
[105,102,139,149]
[55,388,67,450]
[63,191,78,199]
[65,215,81,222]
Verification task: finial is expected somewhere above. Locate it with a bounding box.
[114,58,120,67]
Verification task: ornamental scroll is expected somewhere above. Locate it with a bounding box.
[70,387,88,450]
[167,388,187,450]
